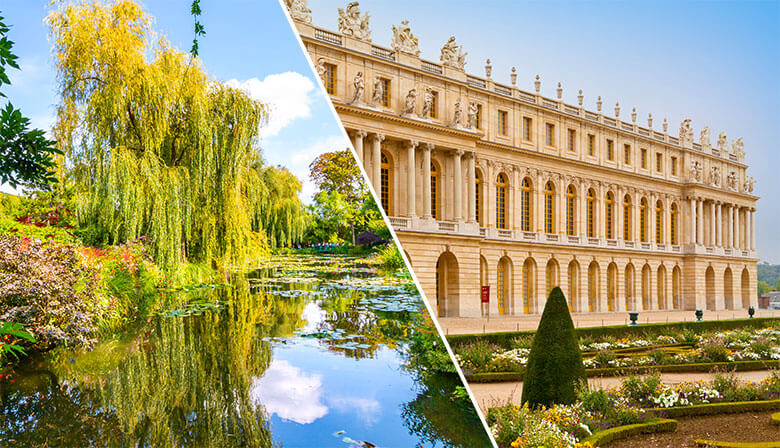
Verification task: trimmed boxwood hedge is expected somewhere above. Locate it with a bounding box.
[447,317,779,349]
[694,440,780,447]
[771,412,780,426]
[651,399,780,418]
[465,360,780,383]
[580,418,677,446]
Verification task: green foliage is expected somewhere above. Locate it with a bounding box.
[376,244,405,270]
[0,321,36,362]
[757,262,780,289]
[404,311,457,377]
[521,287,586,408]
[0,14,60,190]
[48,1,304,270]
[758,280,772,296]
[189,0,205,56]
[581,418,677,446]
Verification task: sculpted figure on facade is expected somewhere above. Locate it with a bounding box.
[717,132,728,152]
[450,96,463,127]
[315,57,327,85]
[679,119,694,147]
[284,0,312,24]
[402,88,417,116]
[421,87,434,119]
[391,20,420,56]
[689,160,702,182]
[337,2,371,41]
[467,101,479,129]
[744,176,755,193]
[710,166,721,186]
[371,75,383,106]
[726,171,737,190]
[733,137,745,160]
[440,36,467,69]
[349,71,364,105]
[699,126,711,148]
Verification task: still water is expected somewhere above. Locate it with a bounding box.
[0,255,490,447]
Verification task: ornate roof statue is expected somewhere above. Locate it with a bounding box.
[391,20,420,56]
[284,0,312,24]
[716,132,728,152]
[440,36,467,69]
[699,126,711,148]
[679,119,693,147]
[338,2,371,41]
[732,137,745,160]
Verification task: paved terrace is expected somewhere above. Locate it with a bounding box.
[439,309,780,335]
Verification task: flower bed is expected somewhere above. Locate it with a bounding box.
[455,327,780,375]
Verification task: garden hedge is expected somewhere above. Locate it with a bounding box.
[465,360,780,383]
[581,342,693,357]
[772,412,780,426]
[447,317,779,349]
[694,440,780,447]
[580,418,677,446]
[651,399,780,418]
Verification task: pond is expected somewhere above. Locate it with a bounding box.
[0,255,491,447]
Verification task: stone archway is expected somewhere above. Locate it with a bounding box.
[607,262,618,312]
[642,264,651,311]
[522,257,536,314]
[625,263,636,311]
[435,251,459,317]
[724,267,734,310]
[705,266,716,311]
[672,266,682,309]
[497,256,513,315]
[741,268,751,309]
[588,261,600,312]
[567,260,579,312]
[657,265,667,310]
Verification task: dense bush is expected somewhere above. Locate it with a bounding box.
[522,287,586,407]
[376,244,405,270]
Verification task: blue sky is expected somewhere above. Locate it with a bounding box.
[307,0,780,262]
[1,0,348,203]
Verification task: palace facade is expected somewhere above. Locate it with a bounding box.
[287,1,759,317]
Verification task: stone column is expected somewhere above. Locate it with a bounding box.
[728,205,734,248]
[453,149,463,222]
[422,143,433,220]
[350,130,366,163]
[734,206,740,249]
[616,187,624,241]
[649,194,656,244]
[715,202,722,247]
[406,140,418,218]
[467,153,477,224]
[696,199,703,245]
[709,201,716,246]
[750,208,755,251]
[689,197,696,245]
[369,133,384,190]
[745,208,751,252]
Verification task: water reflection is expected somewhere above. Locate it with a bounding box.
[0,256,490,447]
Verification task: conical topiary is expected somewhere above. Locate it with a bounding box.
[521,286,586,408]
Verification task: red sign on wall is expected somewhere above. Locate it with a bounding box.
[481,286,490,303]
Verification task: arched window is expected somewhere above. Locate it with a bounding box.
[587,188,595,238]
[544,181,555,234]
[640,198,648,242]
[670,202,678,245]
[475,170,482,226]
[496,173,507,229]
[605,191,614,240]
[566,185,576,236]
[431,162,439,220]
[380,152,392,215]
[655,200,664,244]
[521,178,532,231]
[623,195,632,241]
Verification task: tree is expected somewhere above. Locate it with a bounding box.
[309,149,367,202]
[521,287,586,408]
[758,280,772,296]
[48,1,304,268]
[0,13,60,190]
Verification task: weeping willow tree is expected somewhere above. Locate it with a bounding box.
[48,0,306,269]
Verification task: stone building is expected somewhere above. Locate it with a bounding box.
[287,1,759,317]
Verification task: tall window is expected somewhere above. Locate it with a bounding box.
[475,170,482,226]
[497,262,505,314]
[587,189,595,238]
[545,123,555,147]
[605,191,614,239]
[624,144,632,165]
[431,162,439,220]
[496,174,507,229]
[566,185,576,236]
[623,195,632,241]
[567,129,576,152]
[380,78,390,107]
[544,181,554,234]
[606,139,614,161]
[670,203,678,245]
[640,198,648,242]
[656,152,663,173]
[380,152,391,215]
[671,156,678,176]
[521,178,531,231]
[523,117,532,141]
[587,134,596,156]
[640,148,647,169]
[498,110,508,136]
[324,63,336,95]
[475,104,482,129]
[430,91,439,119]
[655,200,663,244]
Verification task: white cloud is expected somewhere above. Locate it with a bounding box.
[251,359,328,425]
[225,72,316,138]
[327,396,382,427]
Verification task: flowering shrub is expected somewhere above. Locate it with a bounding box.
[488,403,582,448]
